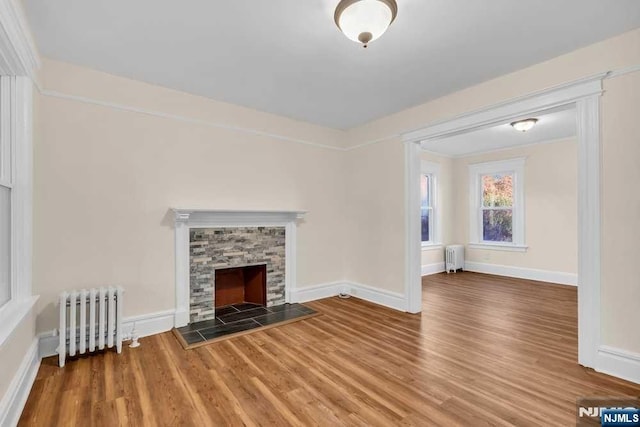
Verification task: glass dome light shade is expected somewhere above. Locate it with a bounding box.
[510,118,539,132]
[335,0,398,46]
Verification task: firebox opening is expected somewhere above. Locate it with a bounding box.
[214,264,266,308]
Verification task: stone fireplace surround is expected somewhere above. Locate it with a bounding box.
[172,209,306,328]
[190,227,285,323]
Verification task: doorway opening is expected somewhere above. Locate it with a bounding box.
[403,75,604,368]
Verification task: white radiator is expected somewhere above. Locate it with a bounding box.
[58,287,123,367]
[445,245,465,273]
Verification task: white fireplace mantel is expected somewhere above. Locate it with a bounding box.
[172,209,306,327]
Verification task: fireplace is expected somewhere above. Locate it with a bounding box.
[172,209,306,328]
[215,264,266,307]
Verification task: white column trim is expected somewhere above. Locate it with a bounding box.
[404,141,422,313]
[576,94,602,367]
[172,209,306,328]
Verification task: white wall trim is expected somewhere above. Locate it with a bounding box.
[291,281,406,312]
[290,281,342,303]
[575,94,601,368]
[421,262,445,276]
[596,346,640,385]
[607,63,640,79]
[421,243,443,251]
[172,209,305,328]
[38,309,177,358]
[343,134,399,152]
[39,89,347,152]
[347,281,406,311]
[402,73,604,370]
[0,337,40,427]
[464,261,577,286]
[404,140,423,314]
[0,0,40,80]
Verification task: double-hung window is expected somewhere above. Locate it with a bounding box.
[0,76,36,346]
[469,158,526,251]
[0,79,12,309]
[421,161,441,247]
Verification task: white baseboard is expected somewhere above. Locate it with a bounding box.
[422,262,445,276]
[121,309,176,339]
[464,261,578,286]
[596,345,640,385]
[38,309,176,358]
[346,281,406,311]
[290,282,342,303]
[0,338,40,427]
[291,281,406,312]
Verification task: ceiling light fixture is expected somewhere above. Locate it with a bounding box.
[334,0,398,48]
[510,118,538,132]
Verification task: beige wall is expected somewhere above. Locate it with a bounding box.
[343,139,405,293]
[343,28,640,353]
[33,60,348,333]
[601,71,640,353]
[0,309,35,404]
[453,138,578,273]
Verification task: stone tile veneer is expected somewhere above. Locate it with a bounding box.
[189,227,286,323]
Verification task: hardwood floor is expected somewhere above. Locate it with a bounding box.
[20,272,640,426]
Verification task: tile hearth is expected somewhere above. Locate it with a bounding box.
[174,303,317,348]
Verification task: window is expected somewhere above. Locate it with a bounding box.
[482,173,513,242]
[421,161,440,247]
[0,186,9,308]
[0,79,11,309]
[420,174,433,243]
[469,158,526,251]
[0,76,36,347]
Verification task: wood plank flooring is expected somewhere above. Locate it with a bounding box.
[20,272,640,426]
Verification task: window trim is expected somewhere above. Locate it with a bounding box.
[468,158,527,251]
[421,160,441,248]
[0,76,36,347]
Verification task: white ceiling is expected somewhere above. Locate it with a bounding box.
[421,107,576,157]
[24,0,640,129]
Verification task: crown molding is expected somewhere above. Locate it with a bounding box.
[607,63,640,79]
[39,89,347,152]
[0,0,41,79]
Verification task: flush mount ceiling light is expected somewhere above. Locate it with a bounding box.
[334,0,398,48]
[510,118,538,132]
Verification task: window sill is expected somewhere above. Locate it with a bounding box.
[468,243,528,252]
[0,295,39,347]
[421,243,443,251]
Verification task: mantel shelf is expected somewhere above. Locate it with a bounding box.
[172,209,307,223]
